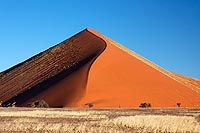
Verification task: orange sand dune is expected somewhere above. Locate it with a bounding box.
[0,28,200,108]
[77,28,200,108]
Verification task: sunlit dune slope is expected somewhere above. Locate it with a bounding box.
[77,28,200,108]
[0,28,200,108]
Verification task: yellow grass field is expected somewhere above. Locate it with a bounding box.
[0,108,200,132]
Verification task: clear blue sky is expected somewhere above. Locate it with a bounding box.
[0,0,200,79]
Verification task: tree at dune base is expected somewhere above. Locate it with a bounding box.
[27,100,49,108]
[177,103,181,107]
[85,103,94,108]
[139,102,151,108]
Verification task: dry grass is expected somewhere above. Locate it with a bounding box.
[104,115,200,132]
[0,108,200,132]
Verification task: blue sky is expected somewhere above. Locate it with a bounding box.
[0,0,199,79]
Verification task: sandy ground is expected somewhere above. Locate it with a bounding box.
[0,107,200,132]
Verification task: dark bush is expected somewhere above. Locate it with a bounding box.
[177,103,181,107]
[139,102,151,108]
[27,100,49,108]
[85,103,94,108]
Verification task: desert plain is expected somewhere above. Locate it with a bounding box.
[0,107,200,132]
[1,28,200,133]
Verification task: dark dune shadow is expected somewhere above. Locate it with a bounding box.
[4,54,96,106]
[1,29,106,107]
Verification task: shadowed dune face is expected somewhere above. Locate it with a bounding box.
[0,28,200,108]
[0,30,106,107]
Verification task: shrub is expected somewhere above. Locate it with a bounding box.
[177,103,181,107]
[85,103,94,108]
[139,102,151,108]
[27,100,49,108]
